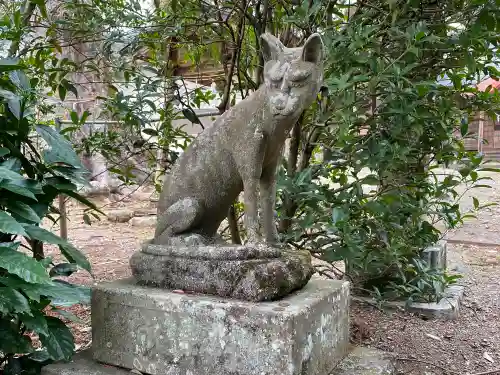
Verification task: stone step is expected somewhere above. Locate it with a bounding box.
[332,346,395,375]
[42,346,396,375]
[41,350,129,375]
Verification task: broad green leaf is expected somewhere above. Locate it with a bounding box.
[0,58,22,72]
[0,275,89,305]
[80,111,89,125]
[21,309,49,336]
[23,224,65,245]
[0,211,27,235]
[9,70,30,91]
[1,156,22,172]
[332,207,347,224]
[40,255,53,268]
[361,174,380,185]
[0,318,33,354]
[61,80,78,98]
[470,171,478,182]
[35,124,84,168]
[58,84,67,101]
[142,128,159,136]
[0,166,26,182]
[46,280,90,306]
[473,197,479,209]
[415,31,426,41]
[61,189,104,214]
[0,243,51,284]
[6,201,42,223]
[0,179,42,198]
[460,119,468,137]
[182,108,202,124]
[29,348,51,362]
[70,111,79,125]
[0,287,31,315]
[51,307,84,323]
[0,275,46,302]
[339,173,348,186]
[478,167,500,173]
[44,176,77,191]
[23,225,91,273]
[7,96,21,119]
[60,243,91,273]
[30,203,51,220]
[32,0,48,18]
[49,263,78,277]
[52,165,90,186]
[39,317,74,361]
[0,147,10,157]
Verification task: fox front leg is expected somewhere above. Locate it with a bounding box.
[260,159,281,246]
[235,125,267,245]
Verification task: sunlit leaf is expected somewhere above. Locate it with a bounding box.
[39,317,74,361]
[0,243,50,285]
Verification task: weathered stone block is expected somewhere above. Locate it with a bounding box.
[355,285,464,320]
[106,209,133,223]
[92,278,350,375]
[421,240,447,270]
[129,216,157,227]
[402,285,463,320]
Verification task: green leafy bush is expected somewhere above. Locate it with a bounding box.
[0,59,98,373]
[276,0,500,303]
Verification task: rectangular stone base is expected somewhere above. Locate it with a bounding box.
[91,278,350,375]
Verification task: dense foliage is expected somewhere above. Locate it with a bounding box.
[0,57,98,374]
[276,0,500,301]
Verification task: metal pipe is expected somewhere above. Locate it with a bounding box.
[57,109,221,125]
[55,118,68,240]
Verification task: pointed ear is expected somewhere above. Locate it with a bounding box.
[260,33,285,61]
[301,33,324,64]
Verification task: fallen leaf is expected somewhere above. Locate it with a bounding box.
[425,333,442,341]
[484,352,494,363]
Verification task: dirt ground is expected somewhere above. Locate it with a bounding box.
[42,171,500,375]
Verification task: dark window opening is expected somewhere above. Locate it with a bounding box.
[494,114,500,131]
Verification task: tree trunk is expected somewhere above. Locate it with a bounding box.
[214,5,246,244]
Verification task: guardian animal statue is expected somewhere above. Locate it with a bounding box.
[130,33,325,301]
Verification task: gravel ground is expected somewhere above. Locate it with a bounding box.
[41,171,500,375]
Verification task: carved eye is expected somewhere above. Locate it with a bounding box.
[289,71,311,86]
[270,78,282,88]
[289,80,306,88]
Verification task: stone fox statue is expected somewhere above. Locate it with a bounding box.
[154,33,324,246]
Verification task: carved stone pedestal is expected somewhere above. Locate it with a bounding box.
[69,278,349,375]
[130,242,314,302]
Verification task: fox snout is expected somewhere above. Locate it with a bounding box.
[271,93,287,110]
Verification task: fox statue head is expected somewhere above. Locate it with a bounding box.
[261,33,324,118]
